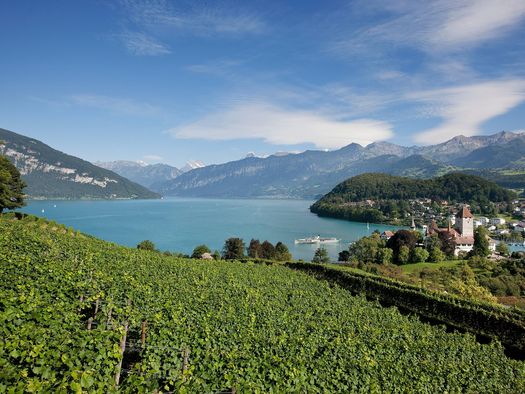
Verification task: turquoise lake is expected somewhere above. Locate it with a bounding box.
[21,198,404,261]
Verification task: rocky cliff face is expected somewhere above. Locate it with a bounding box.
[0,128,159,199]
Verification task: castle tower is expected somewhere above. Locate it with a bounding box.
[455,205,474,237]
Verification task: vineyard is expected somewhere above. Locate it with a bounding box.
[1,215,525,392]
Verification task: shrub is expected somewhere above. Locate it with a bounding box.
[410,247,429,263]
[137,240,155,251]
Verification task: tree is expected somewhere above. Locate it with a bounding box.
[496,242,510,257]
[212,250,221,260]
[312,247,330,263]
[376,247,393,264]
[397,245,410,264]
[438,230,456,257]
[260,240,276,260]
[410,247,429,263]
[247,239,262,258]
[137,240,155,251]
[472,226,490,257]
[349,233,384,263]
[222,237,245,260]
[338,250,351,262]
[428,247,445,262]
[191,244,211,259]
[275,242,292,261]
[386,230,417,263]
[0,155,26,214]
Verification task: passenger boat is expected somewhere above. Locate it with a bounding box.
[294,235,340,244]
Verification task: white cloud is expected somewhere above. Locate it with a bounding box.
[119,31,170,56]
[167,102,394,149]
[411,80,525,144]
[70,94,161,116]
[339,0,525,53]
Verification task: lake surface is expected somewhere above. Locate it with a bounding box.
[21,198,403,261]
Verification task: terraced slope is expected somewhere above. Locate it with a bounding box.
[1,216,524,392]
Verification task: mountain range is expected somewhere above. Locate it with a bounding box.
[96,160,206,189]
[155,131,525,199]
[0,128,159,199]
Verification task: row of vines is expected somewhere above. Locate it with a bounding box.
[1,216,524,392]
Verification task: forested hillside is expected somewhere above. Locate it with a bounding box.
[311,173,516,223]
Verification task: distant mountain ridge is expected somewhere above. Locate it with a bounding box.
[96,160,182,189]
[97,159,206,189]
[0,128,159,199]
[157,131,525,199]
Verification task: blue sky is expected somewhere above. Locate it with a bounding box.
[1,0,525,168]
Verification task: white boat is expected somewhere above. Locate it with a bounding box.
[294,235,340,244]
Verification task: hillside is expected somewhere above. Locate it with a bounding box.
[157,131,525,199]
[2,215,524,392]
[96,160,181,189]
[0,128,159,199]
[310,173,516,224]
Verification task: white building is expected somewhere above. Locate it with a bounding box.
[426,206,496,256]
[477,216,489,226]
[490,217,506,226]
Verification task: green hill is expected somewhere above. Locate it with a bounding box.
[0,128,159,199]
[1,215,524,392]
[310,172,516,223]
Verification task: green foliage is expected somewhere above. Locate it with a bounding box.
[137,239,155,251]
[1,217,525,392]
[428,247,445,263]
[212,250,221,260]
[338,250,351,262]
[222,237,245,260]
[376,248,393,264]
[496,242,510,257]
[312,247,330,263]
[0,155,26,213]
[274,242,292,261]
[260,240,276,260]
[410,247,429,263]
[247,239,262,258]
[387,230,417,263]
[397,245,410,265]
[191,244,211,259]
[472,226,490,257]
[311,172,516,222]
[349,233,384,263]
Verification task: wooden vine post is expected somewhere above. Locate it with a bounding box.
[181,348,190,382]
[141,321,147,346]
[114,322,129,386]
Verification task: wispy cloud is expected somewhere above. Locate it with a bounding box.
[167,102,394,149]
[186,59,244,76]
[118,31,170,56]
[410,79,525,144]
[120,0,265,35]
[336,0,525,54]
[142,154,163,163]
[70,94,161,116]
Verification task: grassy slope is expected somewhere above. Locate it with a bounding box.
[399,260,463,274]
[1,216,524,392]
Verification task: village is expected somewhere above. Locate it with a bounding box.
[378,198,525,257]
